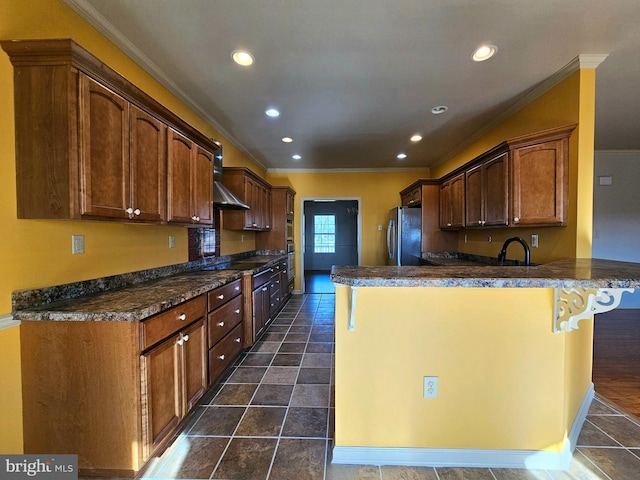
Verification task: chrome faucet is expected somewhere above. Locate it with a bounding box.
[497,237,531,266]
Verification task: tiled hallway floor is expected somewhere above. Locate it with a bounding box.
[134,293,640,480]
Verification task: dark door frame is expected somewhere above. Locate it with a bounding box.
[300,197,361,293]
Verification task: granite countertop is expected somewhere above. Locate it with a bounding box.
[330,258,640,289]
[13,254,286,322]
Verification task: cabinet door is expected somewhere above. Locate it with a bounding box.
[264,187,272,230]
[483,153,509,227]
[465,164,484,227]
[141,336,181,455]
[181,319,208,414]
[440,174,465,229]
[79,75,130,219]
[511,140,568,226]
[192,146,214,225]
[167,129,194,224]
[253,285,270,339]
[244,177,257,229]
[130,105,167,222]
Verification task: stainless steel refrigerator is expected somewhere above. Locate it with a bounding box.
[386,207,421,266]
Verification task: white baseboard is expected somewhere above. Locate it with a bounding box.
[332,383,594,471]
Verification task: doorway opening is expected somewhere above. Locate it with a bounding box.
[302,199,360,293]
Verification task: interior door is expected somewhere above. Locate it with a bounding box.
[303,200,359,272]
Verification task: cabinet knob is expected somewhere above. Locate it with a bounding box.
[252,223,257,227]
[177,338,184,346]
[133,208,140,216]
[179,313,187,321]
[447,223,452,227]
[126,207,133,215]
[235,286,240,291]
[235,309,241,314]
[192,215,200,222]
[409,199,414,204]
[235,337,241,343]
[513,217,519,223]
[217,294,224,299]
[218,354,225,360]
[262,286,268,292]
[183,334,189,342]
[478,220,482,225]
[217,321,225,327]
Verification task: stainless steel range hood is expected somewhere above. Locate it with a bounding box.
[212,143,250,210]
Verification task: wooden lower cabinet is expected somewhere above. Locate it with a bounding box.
[20,295,210,477]
[207,279,244,384]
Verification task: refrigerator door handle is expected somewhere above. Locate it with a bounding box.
[387,219,395,260]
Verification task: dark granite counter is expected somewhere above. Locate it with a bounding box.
[12,254,286,322]
[330,258,640,289]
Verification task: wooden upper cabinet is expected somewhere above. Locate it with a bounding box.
[510,137,569,226]
[400,183,422,207]
[167,129,214,226]
[222,167,272,231]
[440,173,465,229]
[256,186,296,250]
[2,38,217,225]
[465,151,508,228]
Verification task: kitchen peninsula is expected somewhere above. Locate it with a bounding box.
[330,258,640,470]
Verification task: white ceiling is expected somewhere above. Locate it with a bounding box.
[64,0,640,171]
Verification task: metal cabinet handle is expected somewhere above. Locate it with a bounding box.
[217,294,224,299]
[217,321,225,327]
[192,215,200,222]
[134,208,140,216]
[183,334,189,342]
[235,286,240,291]
[513,217,519,223]
[235,309,241,314]
[218,354,225,360]
[235,337,241,343]
[447,223,452,227]
[179,313,187,321]
[177,337,184,346]
[262,287,268,292]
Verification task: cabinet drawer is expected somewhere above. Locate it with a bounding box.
[207,279,242,311]
[208,323,244,383]
[141,295,206,351]
[253,268,273,289]
[208,295,243,346]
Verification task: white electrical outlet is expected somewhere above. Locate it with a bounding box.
[531,234,539,248]
[423,376,438,399]
[169,235,175,248]
[72,235,84,255]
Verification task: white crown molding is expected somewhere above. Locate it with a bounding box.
[432,54,609,170]
[0,314,20,331]
[61,0,267,171]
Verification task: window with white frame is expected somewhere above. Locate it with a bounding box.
[313,214,336,253]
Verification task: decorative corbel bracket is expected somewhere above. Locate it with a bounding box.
[554,287,634,333]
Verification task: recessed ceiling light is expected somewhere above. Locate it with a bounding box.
[472,45,498,62]
[231,50,254,66]
[265,108,280,117]
[397,153,407,160]
[431,106,448,115]
[282,137,293,143]
[292,154,302,160]
[410,134,423,142]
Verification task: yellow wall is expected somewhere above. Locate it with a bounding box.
[267,170,429,279]
[431,69,596,264]
[335,285,586,451]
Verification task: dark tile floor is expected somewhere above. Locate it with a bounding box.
[304,271,335,294]
[134,293,640,480]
